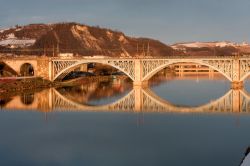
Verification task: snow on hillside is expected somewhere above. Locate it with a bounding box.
[0,39,36,48]
[172,41,249,49]
[0,27,13,34]
[6,33,16,39]
[0,29,36,48]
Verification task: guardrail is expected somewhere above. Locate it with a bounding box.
[1,54,250,60]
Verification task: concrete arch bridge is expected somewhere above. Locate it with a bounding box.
[2,56,250,87]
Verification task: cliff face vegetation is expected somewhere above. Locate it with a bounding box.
[0,23,174,57]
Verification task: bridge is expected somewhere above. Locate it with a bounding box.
[2,86,250,113]
[1,55,250,87]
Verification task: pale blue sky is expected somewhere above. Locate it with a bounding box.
[0,0,250,44]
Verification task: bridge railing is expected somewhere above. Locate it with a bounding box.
[1,53,250,60]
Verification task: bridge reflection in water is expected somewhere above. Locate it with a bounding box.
[2,86,250,113]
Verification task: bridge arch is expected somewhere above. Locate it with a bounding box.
[142,60,233,82]
[53,60,135,81]
[20,63,34,76]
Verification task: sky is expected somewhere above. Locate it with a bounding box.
[0,0,250,44]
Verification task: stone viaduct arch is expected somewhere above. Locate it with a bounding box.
[20,63,34,76]
[1,58,38,76]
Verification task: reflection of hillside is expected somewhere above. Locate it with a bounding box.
[56,79,132,105]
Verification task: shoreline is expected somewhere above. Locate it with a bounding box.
[0,75,128,99]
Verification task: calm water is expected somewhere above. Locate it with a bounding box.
[1,73,250,166]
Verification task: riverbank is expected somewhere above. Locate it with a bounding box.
[0,75,129,99]
[0,77,52,99]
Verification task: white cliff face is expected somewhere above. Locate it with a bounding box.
[106,31,114,40]
[71,25,101,50]
[119,35,128,44]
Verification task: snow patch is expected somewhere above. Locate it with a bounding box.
[215,41,235,47]
[241,42,249,46]
[0,39,36,48]
[172,41,239,49]
[7,33,16,39]
[0,28,10,33]
[15,28,22,32]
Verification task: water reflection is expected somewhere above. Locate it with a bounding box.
[150,73,230,107]
[2,73,250,113]
[0,98,12,108]
[1,72,250,166]
[20,93,35,105]
[56,80,132,106]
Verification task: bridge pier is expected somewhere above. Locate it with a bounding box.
[133,86,143,111]
[79,64,88,72]
[133,81,149,87]
[231,81,244,89]
[133,59,149,87]
[231,89,243,112]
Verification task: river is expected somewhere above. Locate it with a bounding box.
[0,72,250,166]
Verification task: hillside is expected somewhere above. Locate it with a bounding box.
[171,41,250,56]
[0,23,174,57]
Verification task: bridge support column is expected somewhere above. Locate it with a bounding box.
[232,89,241,112]
[133,86,143,112]
[133,59,149,87]
[79,64,88,72]
[209,68,214,79]
[231,59,243,89]
[133,80,148,87]
[37,57,52,81]
[231,81,243,89]
[37,88,52,112]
